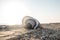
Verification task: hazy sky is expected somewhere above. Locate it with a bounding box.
[0,0,60,25]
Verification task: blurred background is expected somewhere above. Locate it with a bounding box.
[0,0,60,25]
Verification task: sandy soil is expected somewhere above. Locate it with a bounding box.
[0,23,60,40]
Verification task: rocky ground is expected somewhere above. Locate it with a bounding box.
[7,28,60,40]
[0,23,60,40]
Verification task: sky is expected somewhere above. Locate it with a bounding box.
[0,0,60,25]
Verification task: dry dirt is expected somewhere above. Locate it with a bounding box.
[0,23,60,40]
